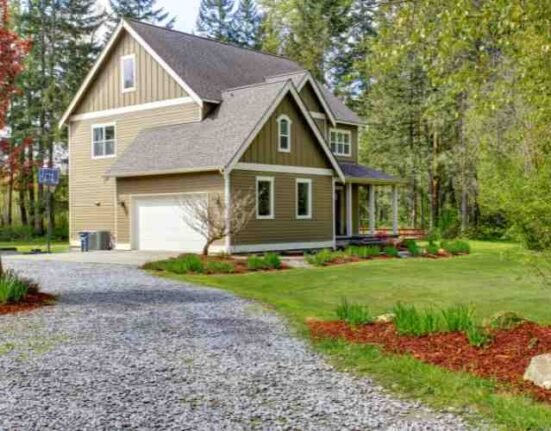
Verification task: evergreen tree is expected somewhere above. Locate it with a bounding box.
[196,0,236,43]
[107,0,175,33]
[233,0,263,48]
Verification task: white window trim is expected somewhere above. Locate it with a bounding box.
[329,128,352,157]
[91,122,116,160]
[256,176,275,219]
[277,114,292,153]
[121,54,136,93]
[296,178,312,219]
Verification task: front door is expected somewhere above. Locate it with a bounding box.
[335,186,346,236]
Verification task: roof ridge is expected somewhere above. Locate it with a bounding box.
[222,80,289,94]
[126,19,301,64]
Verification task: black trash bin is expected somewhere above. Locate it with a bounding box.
[79,232,90,252]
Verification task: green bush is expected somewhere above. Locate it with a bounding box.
[247,255,265,271]
[346,245,380,259]
[441,240,471,255]
[441,305,475,332]
[205,261,235,274]
[263,252,282,269]
[163,255,204,274]
[336,298,373,326]
[483,311,526,330]
[393,303,442,336]
[306,249,335,266]
[0,225,34,242]
[403,239,421,257]
[383,246,400,258]
[466,324,492,348]
[425,242,440,255]
[0,271,29,304]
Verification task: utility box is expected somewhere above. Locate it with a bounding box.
[79,231,111,251]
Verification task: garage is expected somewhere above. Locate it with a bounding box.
[132,194,206,252]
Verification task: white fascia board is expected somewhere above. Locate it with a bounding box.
[234,163,334,176]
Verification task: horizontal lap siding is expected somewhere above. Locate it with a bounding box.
[69,103,201,243]
[76,31,187,114]
[116,172,224,244]
[231,170,333,245]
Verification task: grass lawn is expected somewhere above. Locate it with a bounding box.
[0,240,69,254]
[158,241,551,430]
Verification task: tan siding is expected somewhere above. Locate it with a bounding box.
[240,95,332,169]
[116,172,224,244]
[332,123,359,163]
[75,30,187,114]
[231,170,333,245]
[314,118,327,139]
[69,103,201,243]
[299,82,324,113]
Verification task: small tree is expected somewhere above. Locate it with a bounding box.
[180,190,255,256]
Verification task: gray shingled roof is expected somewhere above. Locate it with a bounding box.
[107,81,290,177]
[340,162,401,184]
[127,20,362,125]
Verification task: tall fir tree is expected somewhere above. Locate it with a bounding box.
[233,0,263,48]
[195,0,236,43]
[107,0,175,33]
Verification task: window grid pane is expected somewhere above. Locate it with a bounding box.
[330,130,351,156]
[297,182,310,217]
[123,57,135,89]
[93,126,115,157]
[257,180,272,217]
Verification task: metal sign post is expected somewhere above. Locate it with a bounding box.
[38,167,60,254]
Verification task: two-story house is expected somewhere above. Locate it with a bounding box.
[60,19,401,253]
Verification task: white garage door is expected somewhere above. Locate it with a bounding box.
[133,195,206,252]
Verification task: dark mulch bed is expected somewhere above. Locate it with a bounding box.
[309,320,551,403]
[0,291,56,316]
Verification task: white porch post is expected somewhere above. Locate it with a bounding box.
[368,184,376,235]
[392,185,399,236]
[346,183,353,237]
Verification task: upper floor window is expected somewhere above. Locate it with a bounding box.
[121,54,136,92]
[330,129,352,156]
[92,124,115,158]
[277,115,292,152]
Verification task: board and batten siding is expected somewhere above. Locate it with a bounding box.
[230,170,333,246]
[240,94,332,169]
[69,103,201,244]
[75,30,187,114]
[116,172,224,245]
[331,123,360,163]
[299,82,324,113]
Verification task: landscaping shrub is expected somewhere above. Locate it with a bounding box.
[403,239,421,257]
[263,252,282,269]
[306,249,334,266]
[346,245,380,259]
[0,270,29,304]
[336,298,373,326]
[247,255,267,271]
[425,242,440,255]
[0,225,34,242]
[441,240,471,255]
[393,303,442,336]
[164,255,204,274]
[205,261,235,274]
[441,305,475,332]
[466,324,492,348]
[483,311,526,330]
[383,246,400,258]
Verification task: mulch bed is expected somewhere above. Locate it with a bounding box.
[308,320,551,403]
[0,291,56,316]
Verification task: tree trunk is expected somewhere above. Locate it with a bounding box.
[7,169,13,226]
[19,188,28,226]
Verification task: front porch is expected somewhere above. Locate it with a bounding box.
[335,162,405,248]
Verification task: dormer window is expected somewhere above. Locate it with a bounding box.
[277,115,292,152]
[330,129,352,156]
[121,54,136,92]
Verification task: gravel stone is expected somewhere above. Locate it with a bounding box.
[0,260,481,430]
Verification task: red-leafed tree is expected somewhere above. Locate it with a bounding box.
[0,0,30,129]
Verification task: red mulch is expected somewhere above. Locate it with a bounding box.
[0,291,56,316]
[308,320,551,403]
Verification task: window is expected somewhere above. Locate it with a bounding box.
[121,54,136,92]
[296,179,312,219]
[330,129,352,156]
[92,124,116,158]
[277,115,292,152]
[256,177,274,219]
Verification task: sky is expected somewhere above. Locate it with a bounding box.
[97,0,202,33]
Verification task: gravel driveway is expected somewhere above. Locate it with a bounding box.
[0,260,475,430]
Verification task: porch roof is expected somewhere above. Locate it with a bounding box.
[340,162,405,185]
